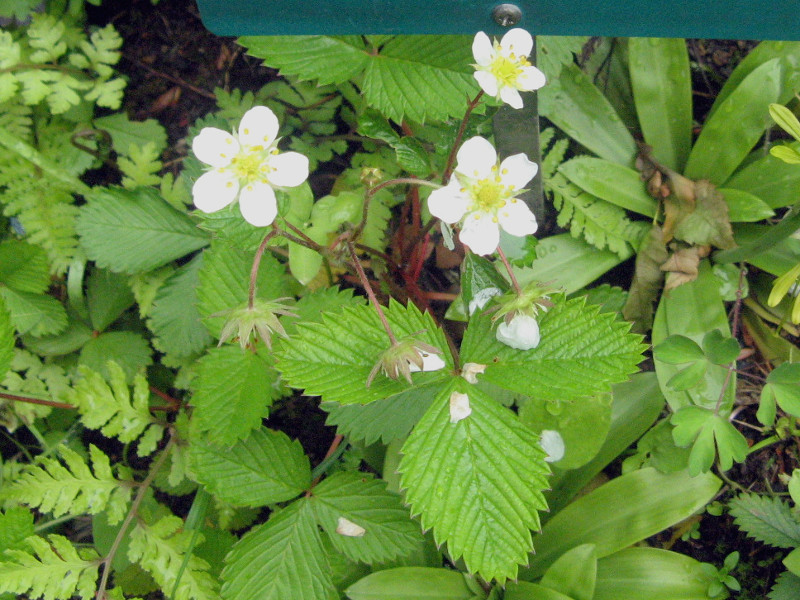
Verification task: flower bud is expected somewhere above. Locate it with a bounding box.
[496,313,540,350]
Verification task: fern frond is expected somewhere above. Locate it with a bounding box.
[1,349,72,431]
[0,101,32,140]
[119,142,163,189]
[547,171,648,258]
[128,515,220,600]
[0,444,132,524]
[0,534,100,600]
[542,134,568,179]
[66,362,165,457]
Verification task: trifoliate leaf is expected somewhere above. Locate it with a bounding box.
[65,363,165,457]
[0,507,34,554]
[87,267,135,332]
[0,444,132,525]
[191,345,279,447]
[461,297,645,403]
[0,287,67,337]
[760,363,800,425]
[190,427,310,507]
[0,240,50,293]
[399,378,550,582]
[77,186,210,274]
[0,534,100,600]
[195,241,290,339]
[311,472,423,563]
[221,498,338,600]
[78,331,152,383]
[671,406,749,475]
[729,493,800,549]
[277,300,452,405]
[149,255,212,358]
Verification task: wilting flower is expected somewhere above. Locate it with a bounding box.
[449,391,472,423]
[496,313,540,350]
[472,28,546,109]
[191,106,309,226]
[428,136,538,255]
[540,430,565,463]
[367,336,445,387]
[215,298,296,350]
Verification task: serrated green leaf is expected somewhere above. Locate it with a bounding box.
[729,493,800,549]
[77,186,210,274]
[345,567,473,600]
[399,378,550,582]
[149,255,212,358]
[311,471,422,563]
[0,287,67,337]
[0,508,34,554]
[190,427,310,507]
[221,498,337,600]
[771,571,800,600]
[393,136,431,176]
[280,287,364,335]
[461,297,645,403]
[87,267,134,332]
[94,112,168,157]
[0,240,50,293]
[0,295,13,383]
[78,331,152,383]
[460,253,509,318]
[196,241,290,339]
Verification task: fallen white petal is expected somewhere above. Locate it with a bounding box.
[461,362,486,384]
[408,350,446,373]
[468,286,502,315]
[496,314,540,350]
[336,516,366,537]
[471,31,494,65]
[267,151,309,187]
[238,105,279,148]
[192,128,238,168]
[540,430,565,463]
[459,212,500,256]
[192,169,239,213]
[497,199,538,238]
[455,136,496,180]
[500,28,533,58]
[449,391,472,423]
[427,181,470,224]
[239,181,278,226]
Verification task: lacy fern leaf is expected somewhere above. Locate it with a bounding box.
[0,534,100,600]
[128,515,220,600]
[0,445,132,525]
[65,362,165,457]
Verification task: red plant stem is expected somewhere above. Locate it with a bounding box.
[149,386,181,411]
[249,228,279,309]
[496,247,523,295]
[306,434,344,496]
[346,241,398,345]
[0,392,74,410]
[442,91,484,184]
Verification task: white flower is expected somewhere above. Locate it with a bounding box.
[428,136,538,255]
[540,430,565,463]
[191,106,309,227]
[449,391,472,423]
[336,517,366,537]
[472,28,546,109]
[496,313,540,350]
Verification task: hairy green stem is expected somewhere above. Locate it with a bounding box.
[249,228,279,309]
[346,241,398,345]
[496,247,522,295]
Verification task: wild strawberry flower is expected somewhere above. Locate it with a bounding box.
[472,28,546,109]
[428,136,538,255]
[191,106,309,227]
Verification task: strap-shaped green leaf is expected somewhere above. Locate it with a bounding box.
[729,493,800,549]
[399,378,549,582]
[221,498,337,600]
[277,300,452,405]
[191,346,279,446]
[76,186,210,274]
[190,427,310,507]
[346,567,473,600]
[462,297,645,403]
[311,471,423,564]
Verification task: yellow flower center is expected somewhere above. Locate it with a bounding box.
[230,147,271,182]
[489,54,530,87]
[471,177,508,213]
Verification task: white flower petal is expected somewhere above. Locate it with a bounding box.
[500,28,533,58]
[336,517,366,537]
[499,86,524,109]
[499,153,538,190]
[496,314,540,350]
[428,182,470,224]
[517,65,547,91]
[540,430,565,463]
[192,169,239,213]
[449,391,471,423]
[497,198,538,237]
[238,105,280,148]
[473,70,499,97]
[455,136,496,180]
[238,181,278,226]
[461,362,486,384]
[408,351,446,373]
[468,286,502,315]
[266,151,309,187]
[472,31,494,65]
[459,212,500,255]
[192,128,238,168]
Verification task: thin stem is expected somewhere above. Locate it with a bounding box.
[353,178,442,243]
[96,433,176,600]
[714,266,748,415]
[34,514,76,534]
[346,241,398,345]
[307,434,346,494]
[0,391,74,410]
[149,386,181,412]
[496,247,523,295]
[442,91,484,184]
[249,229,279,309]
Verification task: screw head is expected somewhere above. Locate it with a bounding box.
[492,3,522,27]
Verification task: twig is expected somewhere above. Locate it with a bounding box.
[0,392,74,410]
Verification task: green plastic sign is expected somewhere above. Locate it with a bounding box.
[197,0,800,40]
